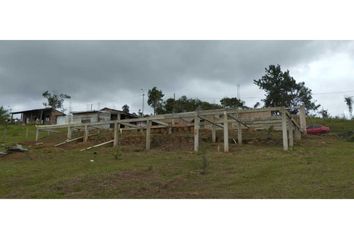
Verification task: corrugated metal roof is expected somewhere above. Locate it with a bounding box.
[11,107,65,115]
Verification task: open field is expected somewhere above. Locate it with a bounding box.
[0,118,353,199]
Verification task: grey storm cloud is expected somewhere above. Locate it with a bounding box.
[0,40,353,114]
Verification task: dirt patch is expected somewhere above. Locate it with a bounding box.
[49,169,189,198]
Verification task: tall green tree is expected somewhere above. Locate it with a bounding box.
[0,106,10,124]
[122,104,130,114]
[42,90,71,111]
[147,87,165,115]
[220,97,245,109]
[344,97,353,119]
[254,65,320,112]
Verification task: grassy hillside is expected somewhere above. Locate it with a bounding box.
[0,119,353,199]
[307,117,354,133]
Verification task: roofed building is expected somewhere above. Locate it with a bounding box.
[11,108,66,125]
[71,107,136,128]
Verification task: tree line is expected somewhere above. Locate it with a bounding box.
[147,64,320,115]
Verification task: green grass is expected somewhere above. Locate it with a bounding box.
[0,120,354,199]
[308,117,354,134]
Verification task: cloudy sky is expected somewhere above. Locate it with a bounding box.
[1,40,354,117]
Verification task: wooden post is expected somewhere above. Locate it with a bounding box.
[194,115,200,152]
[237,122,242,145]
[212,115,216,143]
[299,104,307,134]
[84,125,89,143]
[67,124,72,140]
[113,121,119,147]
[223,111,229,152]
[146,120,151,150]
[282,110,288,151]
[35,128,39,141]
[288,120,294,148]
[25,128,29,138]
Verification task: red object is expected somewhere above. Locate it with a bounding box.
[306,124,330,135]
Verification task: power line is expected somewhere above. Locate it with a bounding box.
[312,90,354,95]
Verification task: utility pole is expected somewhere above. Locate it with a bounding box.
[69,98,72,124]
[237,84,240,99]
[173,93,176,113]
[141,89,145,116]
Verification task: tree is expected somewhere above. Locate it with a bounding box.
[157,96,221,114]
[0,106,10,142]
[0,106,10,125]
[122,104,130,114]
[42,90,71,110]
[220,97,245,109]
[254,65,320,113]
[319,109,330,119]
[344,97,353,119]
[253,102,261,108]
[147,87,164,115]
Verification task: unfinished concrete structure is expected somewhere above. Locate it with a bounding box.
[35,106,306,152]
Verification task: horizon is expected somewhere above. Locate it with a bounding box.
[1,40,354,118]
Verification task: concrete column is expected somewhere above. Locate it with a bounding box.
[35,128,39,141]
[299,104,307,134]
[237,122,242,145]
[146,120,151,150]
[169,119,175,134]
[117,113,121,134]
[295,128,301,140]
[288,121,294,148]
[67,125,72,140]
[194,115,200,152]
[113,122,119,147]
[282,110,288,151]
[212,115,216,143]
[223,111,229,152]
[84,125,89,143]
